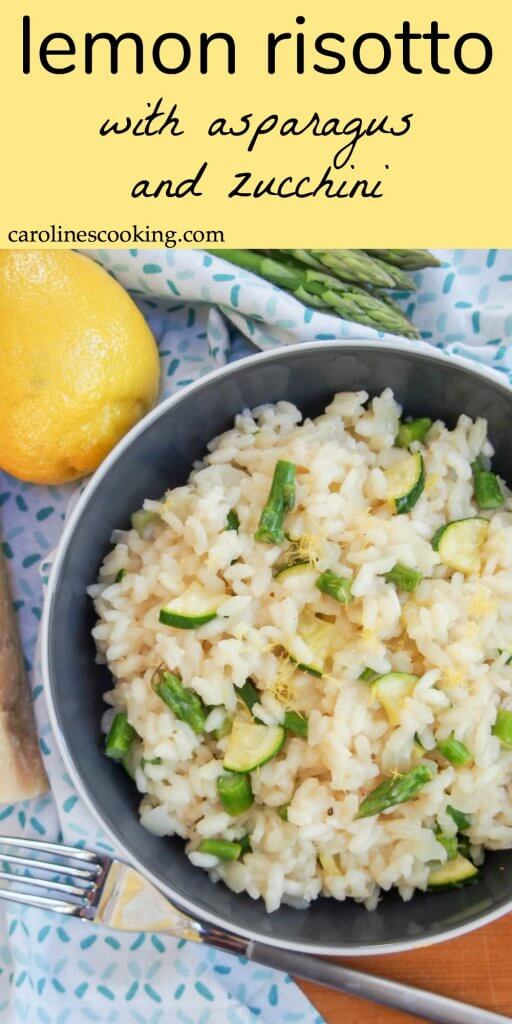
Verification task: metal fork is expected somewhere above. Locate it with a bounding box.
[0,836,508,1024]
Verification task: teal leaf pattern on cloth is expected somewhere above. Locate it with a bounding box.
[0,249,510,1022]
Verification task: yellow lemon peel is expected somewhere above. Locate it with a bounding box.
[0,250,159,483]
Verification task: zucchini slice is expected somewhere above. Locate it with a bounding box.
[131,509,159,534]
[385,452,425,514]
[159,589,225,629]
[396,418,432,449]
[319,853,340,875]
[223,720,285,773]
[273,560,311,581]
[432,517,488,575]
[427,853,479,890]
[285,610,334,677]
[372,672,418,726]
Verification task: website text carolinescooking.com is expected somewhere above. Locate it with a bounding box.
[6,225,225,249]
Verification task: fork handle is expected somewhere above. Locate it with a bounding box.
[247,941,510,1024]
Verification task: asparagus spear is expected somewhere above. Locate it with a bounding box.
[383,563,423,592]
[316,569,353,604]
[153,669,207,734]
[217,773,254,814]
[356,764,434,818]
[281,249,397,289]
[105,712,136,760]
[255,459,296,544]
[320,285,419,338]
[365,257,417,292]
[213,250,419,338]
[289,249,416,292]
[365,249,441,271]
[198,838,242,860]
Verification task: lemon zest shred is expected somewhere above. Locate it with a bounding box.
[271,656,297,706]
[287,533,325,568]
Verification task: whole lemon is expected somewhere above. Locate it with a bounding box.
[0,251,160,484]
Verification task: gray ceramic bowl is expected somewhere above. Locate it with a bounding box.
[42,340,512,955]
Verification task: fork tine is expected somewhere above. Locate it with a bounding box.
[0,870,94,898]
[0,888,85,915]
[0,852,100,880]
[0,836,101,863]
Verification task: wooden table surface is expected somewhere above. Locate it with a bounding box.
[296,914,512,1023]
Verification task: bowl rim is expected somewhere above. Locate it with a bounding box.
[41,337,512,956]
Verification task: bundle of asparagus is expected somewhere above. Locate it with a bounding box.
[208,249,440,339]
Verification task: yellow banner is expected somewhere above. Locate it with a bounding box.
[1,0,509,246]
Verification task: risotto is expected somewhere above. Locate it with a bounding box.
[90,389,512,912]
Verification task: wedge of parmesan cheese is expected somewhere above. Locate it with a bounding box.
[0,553,48,802]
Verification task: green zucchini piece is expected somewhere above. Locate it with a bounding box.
[427,853,479,890]
[315,570,353,604]
[436,733,473,766]
[223,720,285,773]
[432,517,488,575]
[159,589,224,629]
[383,563,423,592]
[197,838,241,861]
[318,853,340,875]
[473,471,504,510]
[385,452,424,514]
[131,509,159,534]
[284,710,308,738]
[493,709,512,749]
[435,829,458,860]
[236,678,260,712]
[115,568,126,583]
[217,773,254,814]
[356,764,434,819]
[285,610,334,677]
[277,803,290,821]
[273,560,311,580]
[105,713,136,761]
[446,805,472,831]
[396,418,432,449]
[371,672,418,727]
[457,834,471,859]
